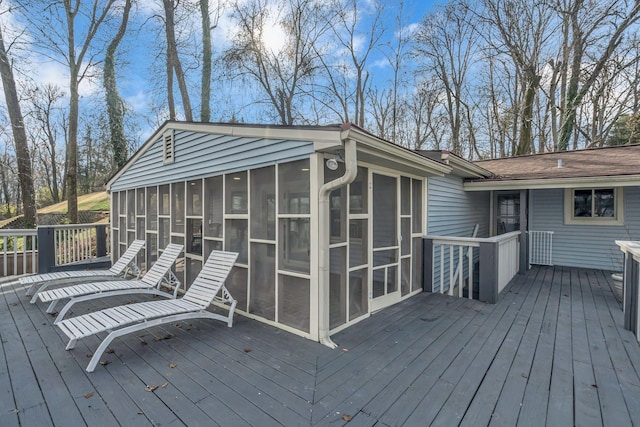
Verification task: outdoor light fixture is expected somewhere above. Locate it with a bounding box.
[325,151,344,171]
[326,158,339,171]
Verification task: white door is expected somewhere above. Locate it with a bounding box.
[370,172,401,311]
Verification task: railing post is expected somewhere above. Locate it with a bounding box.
[95,224,108,258]
[623,251,638,333]
[423,237,434,292]
[519,189,528,274]
[479,240,499,304]
[37,226,56,274]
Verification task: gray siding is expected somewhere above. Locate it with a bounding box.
[110,130,315,191]
[427,175,491,292]
[529,187,640,271]
[428,175,490,238]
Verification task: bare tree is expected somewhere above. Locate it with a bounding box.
[557,0,640,150]
[162,0,193,121]
[314,0,384,126]
[225,0,326,125]
[30,84,67,203]
[478,0,555,155]
[24,0,118,222]
[414,0,480,155]
[0,19,36,226]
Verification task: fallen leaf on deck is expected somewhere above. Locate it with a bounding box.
[154,334,173,342]
[161,383,168,388]
[140,340,147,345]
[84,392,94,399]
[137,410,144,415]
[106,349,114,354]
[86,353,93,358]
[49,311,58,317]
[342,348,349,352]
[169,363,176,368]
[591,383,598,388]
[342,414,351,421]
[175,323,182,328]
[243,348,251,353]
[145,385,158,392]
[99,360,110,366]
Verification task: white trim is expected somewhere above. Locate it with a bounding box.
[563,187,624,226]
[464,174,640,191]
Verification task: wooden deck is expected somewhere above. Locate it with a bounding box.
[1,265,640,426]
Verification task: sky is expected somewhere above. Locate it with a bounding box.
[0,0,441,148]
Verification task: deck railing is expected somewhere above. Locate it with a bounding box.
[0,229,38,276]
[424,231,521,303]
[615,240,640,343]
[0,223,110,279]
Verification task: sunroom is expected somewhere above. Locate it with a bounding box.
[107,122,451,345]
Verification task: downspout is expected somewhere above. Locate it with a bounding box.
[318,139,357,348]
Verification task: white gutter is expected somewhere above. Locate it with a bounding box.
[317,139,357,348]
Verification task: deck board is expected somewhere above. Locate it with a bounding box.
[2,265,640,426]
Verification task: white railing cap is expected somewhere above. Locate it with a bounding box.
[425,230,521,247]
[0,229,38,237]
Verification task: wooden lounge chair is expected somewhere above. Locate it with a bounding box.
[38,243,184,324]
[57,250,238,372]
[22,239,145,303]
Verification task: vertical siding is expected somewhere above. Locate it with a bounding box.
[529,187,640,271]
[427,175,491,292]
[110,130,314,192]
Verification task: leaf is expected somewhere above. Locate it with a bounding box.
[49,311,59,317]
[161,383,168,388]
[86,353,93,358]
[84,392,94,399]
[99,360,110,366]
[137,410,144,415]
[154,334,173,342]
[342,414,351,421]
[169,363,176,368]
[145,385,158,392]
[175,323,182,328]
[106,349,114,354]
[342,348,349,352]
[140,340,147,346]
[243,348,251,353]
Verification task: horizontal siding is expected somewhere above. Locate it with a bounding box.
[427,175,491,293]
[428,176,490,238]
[111,130,314,191]
[529,187,640,271]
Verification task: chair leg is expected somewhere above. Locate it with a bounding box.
[46,299,60,313]
[66,338,77,350]
[30,283,50,303]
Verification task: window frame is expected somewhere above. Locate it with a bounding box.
[564,187,623,226]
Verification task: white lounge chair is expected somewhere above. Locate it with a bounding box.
[22,239,145,303]
[38,243,184,324]
[57,250,238,372]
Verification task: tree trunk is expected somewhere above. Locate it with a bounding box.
[163,0,193,121]
[104,0,132,169]
[67,73,79,223]
[200,0,212,122]
[0,24,37,227]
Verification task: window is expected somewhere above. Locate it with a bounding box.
[496,192,520,234]
[564,188,623,226]
[163,130,174,164]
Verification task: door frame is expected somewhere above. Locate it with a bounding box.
[369,169,402,312]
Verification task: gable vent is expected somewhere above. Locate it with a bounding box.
[163,130,174,164]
